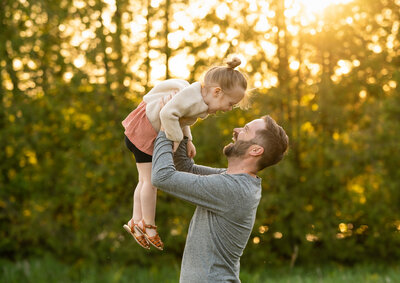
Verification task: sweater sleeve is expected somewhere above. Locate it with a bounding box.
[159,84,204,142]
[152,132,234,213]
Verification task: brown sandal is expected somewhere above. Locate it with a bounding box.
[123,220,150,250]
[136,220,164,251]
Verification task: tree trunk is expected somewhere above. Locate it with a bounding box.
[145,0,152,91]
[164,0,171,79]
[114,0,126,97]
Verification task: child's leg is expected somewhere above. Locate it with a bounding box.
[132,180,143,224]
[136,162,158,238]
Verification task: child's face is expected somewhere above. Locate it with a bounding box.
[206,86,245,114]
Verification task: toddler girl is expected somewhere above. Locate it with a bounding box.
[122,57,248,250]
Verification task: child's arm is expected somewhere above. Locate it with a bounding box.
[186,140,196,159]
[159,83,206,143]
[182,126,192,142]
[182,125,196,158]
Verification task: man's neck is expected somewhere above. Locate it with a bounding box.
[226,158,258,178]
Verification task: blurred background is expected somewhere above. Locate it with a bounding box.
[1,0,399,281]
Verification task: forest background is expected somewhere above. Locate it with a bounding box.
[1,0,400,273]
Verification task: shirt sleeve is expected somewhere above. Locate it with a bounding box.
[152,132,234,214]
[173,137,226,175]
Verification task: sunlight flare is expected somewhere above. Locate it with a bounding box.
[295,0,353,14]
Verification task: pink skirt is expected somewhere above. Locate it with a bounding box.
[122,101,158,156]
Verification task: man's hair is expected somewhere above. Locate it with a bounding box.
[253,115,289,171]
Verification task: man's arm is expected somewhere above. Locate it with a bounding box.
[173,137,225,175]
[152,132,235,213]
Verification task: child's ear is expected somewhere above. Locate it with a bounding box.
[213,87,222,97]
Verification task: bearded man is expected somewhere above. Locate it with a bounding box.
[151,115,289,283]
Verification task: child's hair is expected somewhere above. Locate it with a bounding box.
[204,57,247,91]
[203,57,249,109]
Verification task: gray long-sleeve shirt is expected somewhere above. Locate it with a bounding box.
[152,132,262,283]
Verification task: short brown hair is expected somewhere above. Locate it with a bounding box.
[253,115,289,171]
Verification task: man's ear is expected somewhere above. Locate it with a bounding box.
[249,144,264,157]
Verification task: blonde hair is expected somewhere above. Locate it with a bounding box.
[203,57,248,109]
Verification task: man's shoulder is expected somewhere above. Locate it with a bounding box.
[224,173,262,185]
[222,174,262,200]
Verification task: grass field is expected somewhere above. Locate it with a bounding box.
[1,257,399,283]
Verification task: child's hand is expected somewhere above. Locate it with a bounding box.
[187,140,196,158]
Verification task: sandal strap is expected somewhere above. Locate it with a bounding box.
[139,220,163,250]
[136,235,149,247]
[128,220,135,232]
[148,234,163,248]
[145,224,157,229]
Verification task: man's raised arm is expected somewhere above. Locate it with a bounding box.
[173,137,225,175]
[151,132,234,214]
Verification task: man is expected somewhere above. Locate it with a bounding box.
[152,115,289,282]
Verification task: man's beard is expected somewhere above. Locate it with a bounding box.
[223,140,255,158]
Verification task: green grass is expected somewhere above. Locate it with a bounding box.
[240,264,400,283]
[1,257,399,283]
[0,257,180,283]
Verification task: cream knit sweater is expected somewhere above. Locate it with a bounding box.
[143,79,209,142]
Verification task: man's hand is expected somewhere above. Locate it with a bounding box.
[187,140,196,158]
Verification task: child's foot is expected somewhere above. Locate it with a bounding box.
[123,219,150,250]
[136,220,164,251]
[138,220,156,237]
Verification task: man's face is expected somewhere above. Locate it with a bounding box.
[223,119,266,157]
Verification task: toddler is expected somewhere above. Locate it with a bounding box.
[122,57,248,250]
